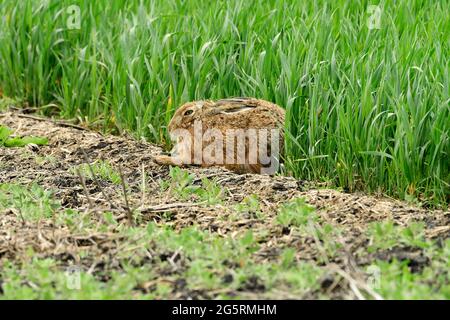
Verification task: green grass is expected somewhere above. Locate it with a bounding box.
[0,178,448,299]
[70,160,121,185]
[0,0,448,206]
[276,198,317,228]
[0,183,59,221]
[0,96,18,111]
[0,224,325,299]
[373,258,449,299]
[1,258,157,299]
[234,194,264,219]
[1,215,448,300]
[367,220,430,252]
[160,166,225,204]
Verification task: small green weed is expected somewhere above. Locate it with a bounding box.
[70,160,121,185]
[0,183,59,220]
[160,166,198,199]
[235,194,263,219]
[0,125,48,147]
[161,167,225,204]
[276,198,317,228]
[367,221,430,252]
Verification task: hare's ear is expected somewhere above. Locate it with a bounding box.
[211,98,257,115]
[215,97,256,107]
[216,97,254,104]
[221,105,255,114]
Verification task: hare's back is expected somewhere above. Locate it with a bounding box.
[204,98,285,129]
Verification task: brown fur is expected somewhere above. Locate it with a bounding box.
[154,98,285,174]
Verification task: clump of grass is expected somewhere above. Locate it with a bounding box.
[70,160,121,185]
[235,194,261,213]
[367,221,430,252]
[34,155,57,165]
[234,194,264,219]
[159,166,198,199]
[195,177,224,205]
[276,197,342,261]
[0,183,59,220]
[160,166,225,204]
[276,198,317,228]
[371,248,450,300]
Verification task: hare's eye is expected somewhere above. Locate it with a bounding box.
[184,109,193,116]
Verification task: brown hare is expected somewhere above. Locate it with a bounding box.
[154,97,285,174]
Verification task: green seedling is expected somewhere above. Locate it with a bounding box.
[0,125,48,147]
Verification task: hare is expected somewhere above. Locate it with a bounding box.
[154,97,285,174]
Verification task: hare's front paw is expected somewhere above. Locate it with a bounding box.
[154,154,177,166]
[153,153,189,167]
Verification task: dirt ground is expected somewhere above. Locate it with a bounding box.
[0,112,449,299]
